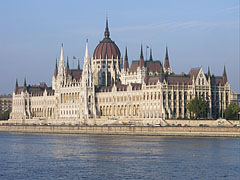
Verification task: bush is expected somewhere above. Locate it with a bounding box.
[225,103,240,120]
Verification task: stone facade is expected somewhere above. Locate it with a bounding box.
[0,94,12,116]
[10,20,232,123]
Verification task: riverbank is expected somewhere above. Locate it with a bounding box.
[0,125,240,137]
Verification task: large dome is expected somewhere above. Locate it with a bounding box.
[93,19,121,59]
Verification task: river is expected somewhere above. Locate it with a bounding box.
[0,132,239,180]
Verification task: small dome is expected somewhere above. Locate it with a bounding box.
[93,19,121,59]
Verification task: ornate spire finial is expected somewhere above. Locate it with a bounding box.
[78,59,80,70]
[67,56,69,68]
[223,65,227,83]
[149,48,153,61]
[125,46,128,60]
[24,78,27,87]
[165,46,169,60]
[15,79,18,88]
[23,77,27,92]
[14,79,18,94]
[208,66,211,77]
[104,17,110,38]
[124,46,129,70]
[140,44,144,59]
[54,58,58,77]
[223,65,227,77]
[139,44,144,68]
[164,46,170,72]
[55,58,58,69]
[85,39,89,58]
[60,44,64,62]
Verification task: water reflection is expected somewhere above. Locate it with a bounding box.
[0,133,239,180]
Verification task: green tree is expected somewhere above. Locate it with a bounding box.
[0,110,10,120]
[187,97,207,119]
[224,103,240,120]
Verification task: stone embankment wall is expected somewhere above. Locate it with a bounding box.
[3,118,240,127]
[0,125,240,137]
[165,119,239,127]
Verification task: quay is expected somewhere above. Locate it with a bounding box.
[0,125,240,137]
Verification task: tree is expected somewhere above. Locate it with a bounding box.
[0,110,10,120]
[187,97,207,119]
[224,103,240,120]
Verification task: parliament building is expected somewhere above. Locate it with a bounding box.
[10,19,231,124]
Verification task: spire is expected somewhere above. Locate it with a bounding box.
[164,46,170,72]
[82,39,92,87]
[223,65,227,84]
[104,17,110,39]
[54,58,58,77]
[66,56,70,75]
[124,46,129,70]
[139,44,144,68]
[77,59,80,70]
[149,48,153,61]
[24,78,27,87]
[67,56,69,69]
[85,39,89,58]
[207,66,211,77]
[165,46,169,60]
[58,43,65,76]
[23,78,27,92]
[140,44,144,59]
[15,79,18,94]
[60,43,64,62]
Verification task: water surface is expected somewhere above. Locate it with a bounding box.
[0,132,239,180]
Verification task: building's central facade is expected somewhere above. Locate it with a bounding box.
[10,19,231,123]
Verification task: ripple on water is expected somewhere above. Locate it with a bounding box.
[0,133,239,180]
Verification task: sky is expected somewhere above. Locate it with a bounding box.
[0,0,239,94]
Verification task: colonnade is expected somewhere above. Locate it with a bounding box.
[61,92,80,103]
[100,104,140,117]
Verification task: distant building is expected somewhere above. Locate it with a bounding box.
[10,19,232,122]
[231,92,240,107]
[0,94,12,115]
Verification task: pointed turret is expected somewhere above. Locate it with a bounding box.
[14,79,18,94]
[164,46,171,74]
[23,78,27,92]
[82,39,91,78]
[139,44,144,68]
[149,48,153,61]
[66,56,70,75]
[104,17,110,39]
[82,39,93,119]
[85,39,89,59]
[124,46,129,70]
[222,65,227,84]
[60,43,64,62]
[58,43,65,76]
[207,66,211,78]
[77,59,80,70]
[66,56,69,68]
[54,58,58,77]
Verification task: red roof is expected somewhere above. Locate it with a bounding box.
[167,76,190,85]
[93,38,121,59]
[71,70,82,81]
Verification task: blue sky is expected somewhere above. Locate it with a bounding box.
[0,0,239,94]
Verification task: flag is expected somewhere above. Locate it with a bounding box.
[146,45,149,48]
[73,56,77,59]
